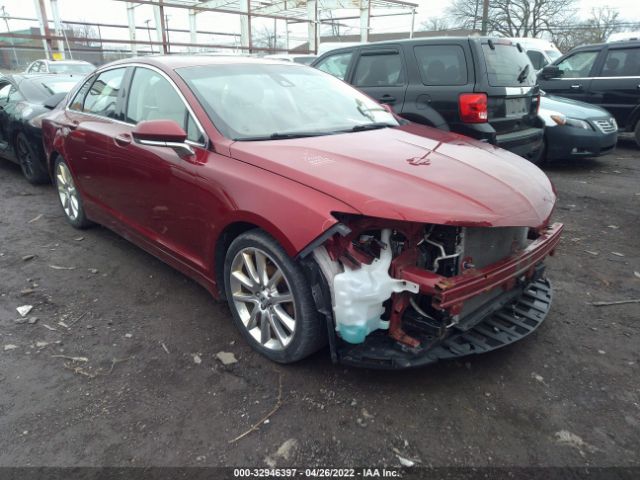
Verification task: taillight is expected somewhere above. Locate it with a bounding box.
[459,93,488,123]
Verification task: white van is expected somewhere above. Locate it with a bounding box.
[509,37,562,71]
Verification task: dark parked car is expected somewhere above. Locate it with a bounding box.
[538,39,640,146]
[539,92,617,161]
[42,57,562,368]
[0,74,80,183]
[312,37,545,163]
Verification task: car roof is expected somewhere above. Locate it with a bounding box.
[571,39,640,51]
[99,55,302,71]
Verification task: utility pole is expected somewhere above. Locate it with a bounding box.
[1,6,19,69]
[481,0,489,35]
[145,19,154,53]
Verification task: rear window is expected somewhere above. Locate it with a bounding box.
[414,45,467,85]
[481,42,536,87]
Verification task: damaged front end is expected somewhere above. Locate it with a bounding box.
[301,215,563,369]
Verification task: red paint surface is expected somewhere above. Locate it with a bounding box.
[42,57,559,298]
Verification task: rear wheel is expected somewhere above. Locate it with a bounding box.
[53,157,92,229]
[16,132,49,185]
[223,230,326,363]
[634,119,640,148]
[529,138,546,166]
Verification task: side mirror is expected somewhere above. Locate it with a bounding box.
[132,119,193,156]
[540,65,562,80]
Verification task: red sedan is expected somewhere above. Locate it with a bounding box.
[42,56,562,368]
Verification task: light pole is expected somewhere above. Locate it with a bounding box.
[145,19,154,53]
[1,6,19,69]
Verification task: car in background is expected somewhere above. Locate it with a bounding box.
[264,54,317,65]
[25,59,95,75]
[538,92,617,161]
[312,37,545,163]
[42,56,562,368]
[0,73,80,184]
[510,37,562,71]
[538,39,640,147]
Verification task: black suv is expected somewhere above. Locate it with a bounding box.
[538,40,640,146]
[312,37,544,162]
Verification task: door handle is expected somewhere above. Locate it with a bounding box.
[114,133,132,147]
[570,84,582,90]
[380,95,396,104]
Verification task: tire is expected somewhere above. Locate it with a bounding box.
[529,138,546,166]
[15,132,49,185]
[223,229,326,363]
[634,119,640,148]
[53,156,93,229]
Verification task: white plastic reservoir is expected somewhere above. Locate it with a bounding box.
[332,229,419,344]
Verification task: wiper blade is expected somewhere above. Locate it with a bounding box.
[349,122,395,132]
[517,64,530,83]
[236,131,331,141]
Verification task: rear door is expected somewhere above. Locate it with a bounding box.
[404,42,474,128]
[538,49,602,102]
[108,65,210,270]
[588,45,640,129]
[62,67,128,206]
[349,47,408,109]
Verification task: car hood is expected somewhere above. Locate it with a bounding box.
[229,125,556,228]
[541,94,612,119]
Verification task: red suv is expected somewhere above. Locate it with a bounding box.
[42,56,562,368]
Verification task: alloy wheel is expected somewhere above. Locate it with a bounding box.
[56,162,80,221]
[229,247,297,351]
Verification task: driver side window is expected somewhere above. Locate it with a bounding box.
[125,67,205,144]
[556,51,599,78]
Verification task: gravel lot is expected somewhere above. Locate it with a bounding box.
[0,140,638,470]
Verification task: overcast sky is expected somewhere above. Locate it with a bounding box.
[0,0,638,48]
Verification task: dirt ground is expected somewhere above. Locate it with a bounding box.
[0,139,638,470]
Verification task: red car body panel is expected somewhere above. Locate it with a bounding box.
[230,125,556,228]
[42,56,558,304]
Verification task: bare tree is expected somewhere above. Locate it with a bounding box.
[447,0,577,37]
[63,22,98,47]
[551,7,624,52]
[252,24,280,52]
[420,16,451,32]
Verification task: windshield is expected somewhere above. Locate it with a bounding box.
[177,63,399,140]
[481,42,537,87]
[49,63,94,74]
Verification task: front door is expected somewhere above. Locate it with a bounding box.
[539,49,602,102]
[107,66,210,271]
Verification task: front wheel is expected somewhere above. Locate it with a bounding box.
[223,230,326,363]
[53,157,92,229]
[634,119,640,148]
